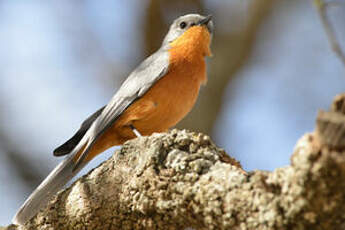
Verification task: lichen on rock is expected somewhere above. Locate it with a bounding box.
[5,97,345,230]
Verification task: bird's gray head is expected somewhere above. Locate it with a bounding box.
[162,14,214,46]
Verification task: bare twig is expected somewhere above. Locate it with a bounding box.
[314,0,345,67]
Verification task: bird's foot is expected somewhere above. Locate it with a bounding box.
[129,124,142,137]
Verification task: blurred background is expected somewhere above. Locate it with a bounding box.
[0,0,344,225]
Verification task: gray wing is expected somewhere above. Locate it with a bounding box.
[73,48,170,170]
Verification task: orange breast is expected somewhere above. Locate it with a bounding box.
[83,26,211,161]
[132,54,206,134]
[117,26,211,138]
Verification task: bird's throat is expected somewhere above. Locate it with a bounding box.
[169,26,212,59]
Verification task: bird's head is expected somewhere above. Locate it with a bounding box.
[162,14,214,57]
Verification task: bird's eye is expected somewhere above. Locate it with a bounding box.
[179,21,187,29]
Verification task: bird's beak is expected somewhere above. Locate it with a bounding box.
[197,15,213,33]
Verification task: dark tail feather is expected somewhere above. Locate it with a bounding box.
[54,106,105,156]
[53,130,85,156]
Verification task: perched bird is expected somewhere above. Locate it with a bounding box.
[13,13,214,225]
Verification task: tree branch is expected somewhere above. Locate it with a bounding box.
[4,94,345,229]
[314,0,345,67]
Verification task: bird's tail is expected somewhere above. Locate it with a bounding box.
[12,149,87,225]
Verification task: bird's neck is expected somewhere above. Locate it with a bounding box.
[169,26,212,61]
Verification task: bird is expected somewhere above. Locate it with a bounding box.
[12,13,214,225]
